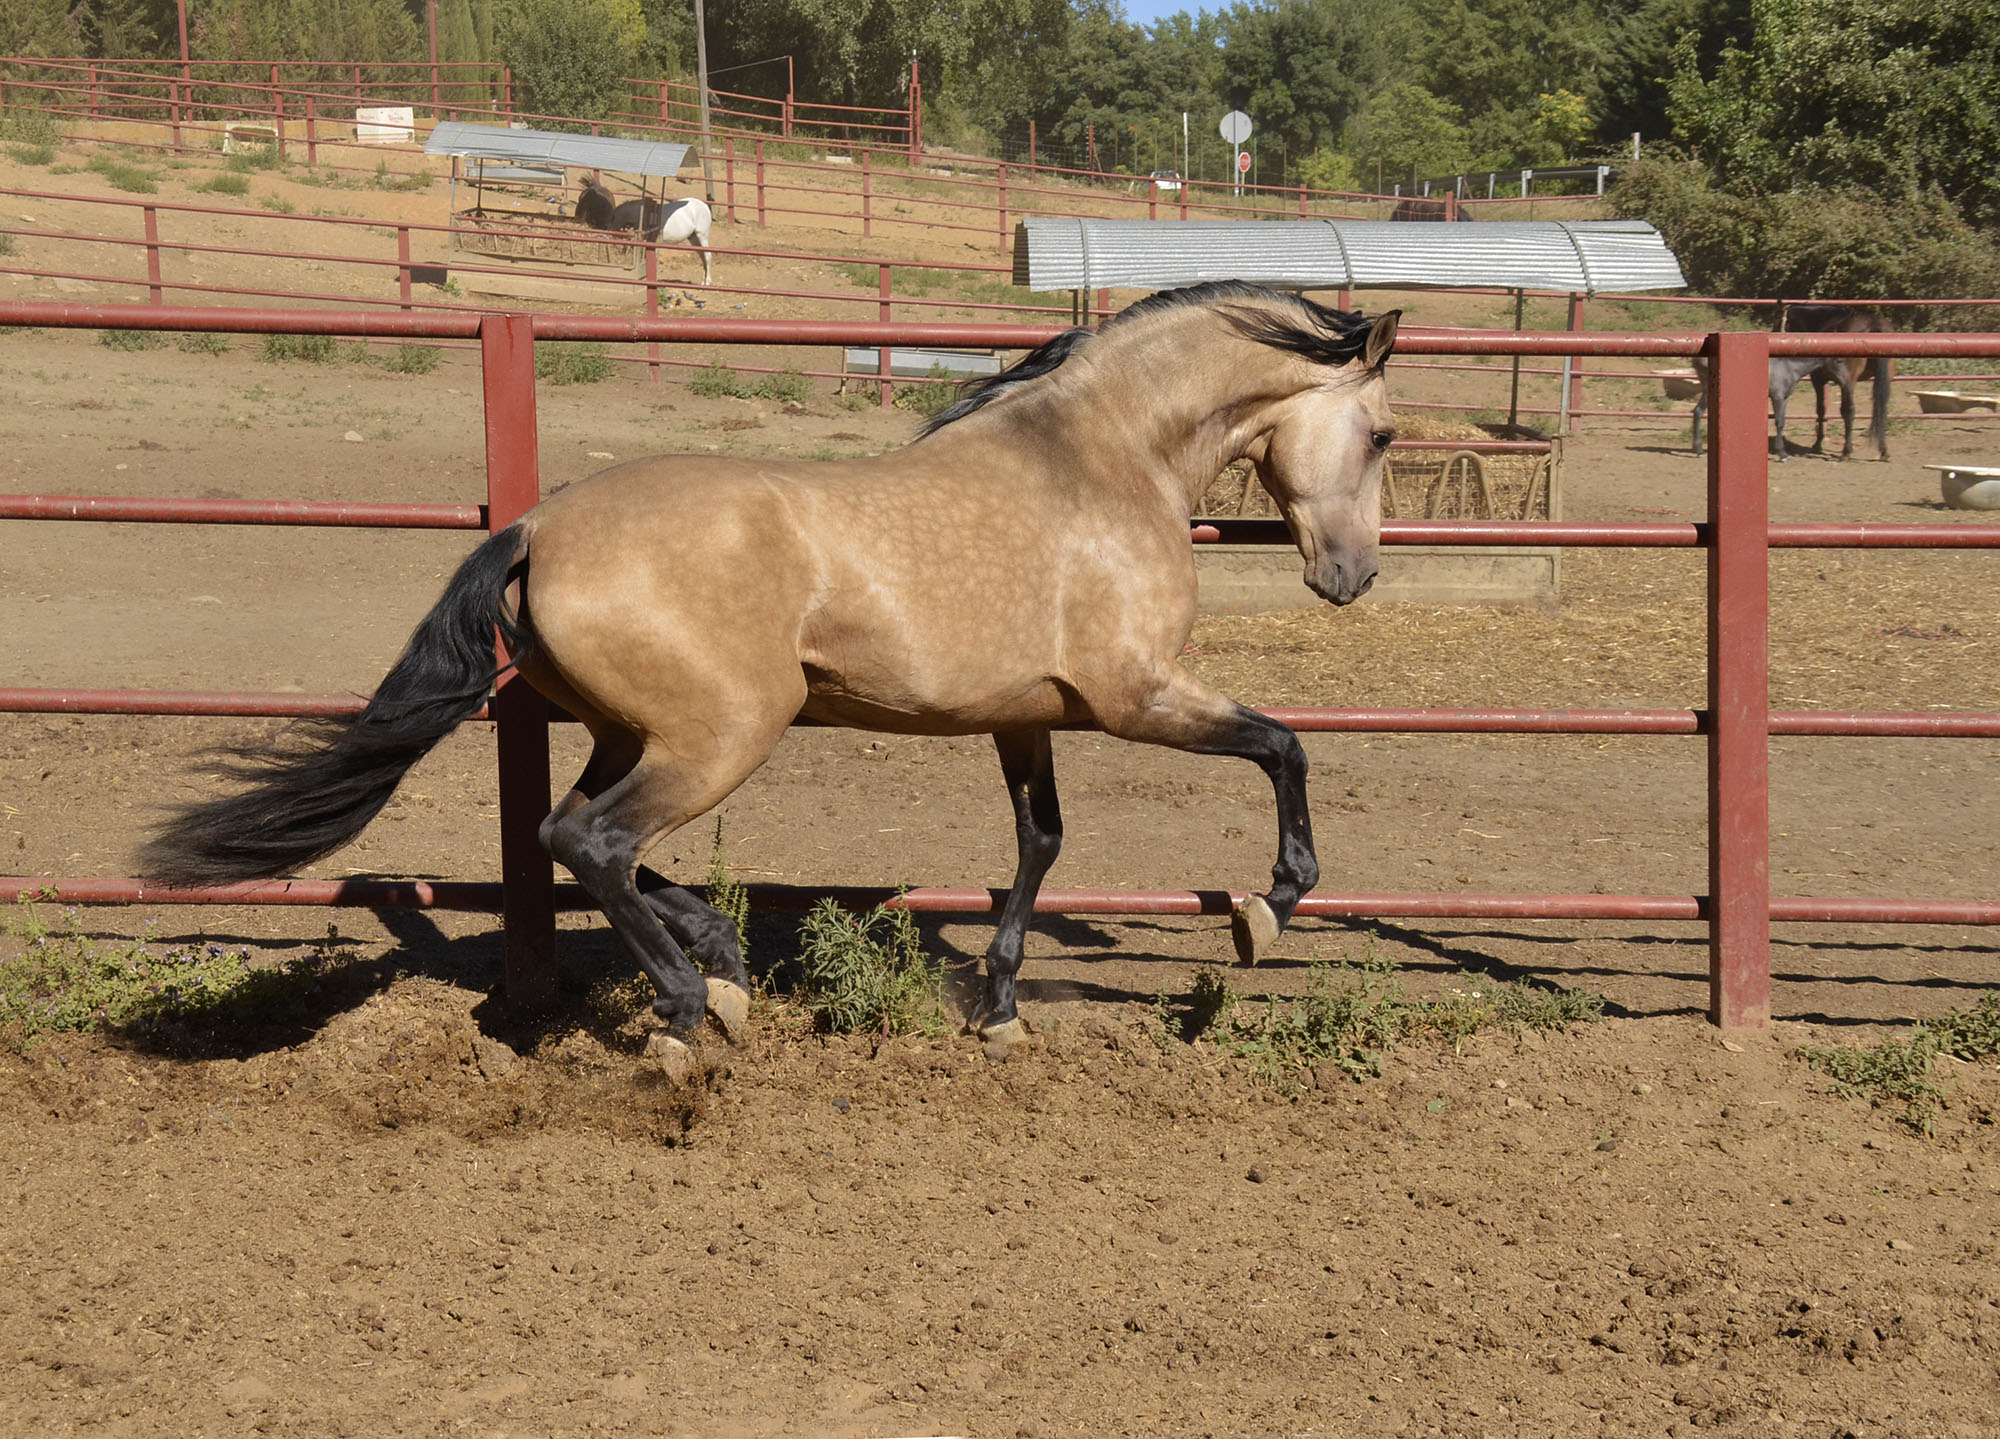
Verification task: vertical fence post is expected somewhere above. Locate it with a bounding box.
[1148,179,1157,221]
[143,206,163,304]
[861,149,872,239]
[479,313,557,1010]
[1566,293,1587,428]
[89,64,101,121]
[352,63,362,112]
[724,135,735,221]
[397,226,413,309]
[271,66,286,159]
[305,93,318,166]
[755,139,766,228]
[645,245,660,382]
[1705,329,1772,1030]
[1298,182,1307,218]
[877,264,893,409]
[997,163,1008,254]
[1028,120,1037,177]
[170,79,182,151]
[502,66,513,121]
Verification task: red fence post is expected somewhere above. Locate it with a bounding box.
[657,78,669,130]
[170,79,182,150]
[1028,119,1037,178]
[271,66,287,159]
[877,264,893,409]
[352,63,362,112]
[861,149,872,239]
[1706,329,1772,1030]
[502,66,512,121]
[755,139,766,228]
[724,135,735,221]
[645,244,660,382]
[1567,294,1587,428]
[479,313,557,1009]
[305,93,317,166]
[89,64,101,121]
[142,206,163,304]
[397,226,413,309]
[997,163,1008,254]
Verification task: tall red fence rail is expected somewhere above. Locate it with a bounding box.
[3,306,1999,1029]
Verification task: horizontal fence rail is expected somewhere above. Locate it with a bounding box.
[2,304,1996,1028]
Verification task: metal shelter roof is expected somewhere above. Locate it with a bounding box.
[1013,217,1685,296]
[424,121,691,180]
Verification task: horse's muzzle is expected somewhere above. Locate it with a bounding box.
[1308,559,1377,607]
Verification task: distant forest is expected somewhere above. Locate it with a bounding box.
[8,0,1999,299]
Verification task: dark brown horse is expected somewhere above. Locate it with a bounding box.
[141,282,1400,1046]
[1692,305,1894,460]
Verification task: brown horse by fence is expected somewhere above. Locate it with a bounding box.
[1692,304,1895,461]
[141,282,1400,1045]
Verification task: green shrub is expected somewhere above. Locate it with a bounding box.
[96,328,163,351]
[86,155,157,194]
[373,160,433,193]
[382,343,441,375]
[7,144,55,166]
[792,898,946,1037]
[689,359,750,398]
[259,333,337,364]
[176,331,231,355]
[892,366,959,419]
[536,341,616,385]
[1156,954,1601,1092]
[1798,993,2000,1136]
[755,368,813,405]
[0,109,61,149]
[0,232,13,256]
[195,172,251,196]
[258,195,296,214]
[224,146,282,173]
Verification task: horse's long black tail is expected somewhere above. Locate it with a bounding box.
[141,524,528,885]
[1872,351,1893,459]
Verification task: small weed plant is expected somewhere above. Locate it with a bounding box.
[383,343,441,375]
[892,366,959,419]
[1797,994,2000,1136]
[8,144,55,166]
[705,818,750,959]
[755,369,813,405]
[97,328,163,352]
[0,232,13,256]
[537,342,616,385]
[86,155,157,194]
[224,146,282,173]
[175,331,231,355]
[793,897,947,1037]
[259,332,337,363]
[195,172,251,196]
[258,195,297,214]
[689,360,750,398]
[1,900,356,1050]
[1155,952,1602,1092]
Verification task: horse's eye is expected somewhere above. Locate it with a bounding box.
[1370,429,1395,452]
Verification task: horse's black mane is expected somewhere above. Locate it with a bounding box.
[916,280,1377,437]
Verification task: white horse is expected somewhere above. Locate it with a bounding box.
[575,177,713,285]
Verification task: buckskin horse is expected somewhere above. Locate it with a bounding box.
[141,282,1401,1045]
[1691,305,1894,460]
[573,173,714,284]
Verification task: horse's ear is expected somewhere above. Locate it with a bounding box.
[1363,310,1400,370]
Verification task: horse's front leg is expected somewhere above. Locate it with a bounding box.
[1771,387,1791,461]
[971,728,1062,1042]
[1837,372,1858,459]
[1097,668,1316,965]
[1812,375,1831,452]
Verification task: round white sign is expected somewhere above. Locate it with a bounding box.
[1218,110,1252,144]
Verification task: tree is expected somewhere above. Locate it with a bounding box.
[494,0,643,124]
[1669,0,2000,227]
[1596,0,1753,146]
[1,0,76,57]
[1354,83,1468,187]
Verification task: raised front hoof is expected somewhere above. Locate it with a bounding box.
[1231,894,1281,965]
[704,978,751,1043]
[643,1030,698,1083]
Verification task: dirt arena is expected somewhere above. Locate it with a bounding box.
[4,143,2000,1436]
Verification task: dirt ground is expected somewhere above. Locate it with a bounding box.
[3,134,2000,1437]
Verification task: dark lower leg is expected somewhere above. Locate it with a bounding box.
[637,869,750,989]
[976,729,1061,1032]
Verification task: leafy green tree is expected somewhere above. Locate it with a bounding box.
[495,0,643,124]
[1354,82,1468,188]
[1669,0,2000,227]
[0,0,76,56]
[1596,0,1752,146]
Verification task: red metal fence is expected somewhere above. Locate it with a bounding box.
[3,303,1997,1028]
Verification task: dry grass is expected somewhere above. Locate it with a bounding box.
[1186,548,2000,714]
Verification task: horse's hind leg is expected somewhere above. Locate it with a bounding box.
[1836,371,1857,459]
[544,736,777,1034]
[1096,668,1316,965]
[972,728,1062,1040]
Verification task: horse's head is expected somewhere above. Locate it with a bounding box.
[1238,307,1400,606]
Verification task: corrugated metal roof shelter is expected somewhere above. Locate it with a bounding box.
[425,120,690,180]
[1013,217,1685,296]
